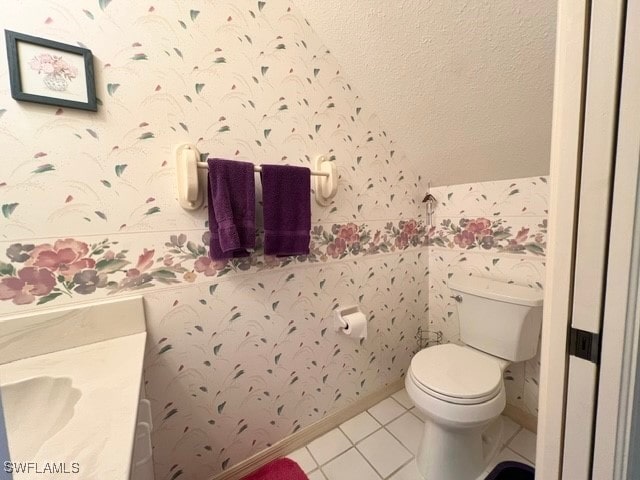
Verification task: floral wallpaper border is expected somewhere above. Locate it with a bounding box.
[428,217,547,256]
[0,217,546,306]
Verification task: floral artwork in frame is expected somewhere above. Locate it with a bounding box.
[4,30,96,111]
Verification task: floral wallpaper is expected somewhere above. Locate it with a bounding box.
[0,1,548,478]
[429,217,546,255]
[0,2,421,243]
[427,176,548,416]
[0,213,546,308]
[0,1,429,479]
[143,249,428,477]
[0,220,428,307]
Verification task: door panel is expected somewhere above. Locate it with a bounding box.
[570,0,625,334]
[536,0,590,476]
[592,0,640,476]
[562,0,626,477]
[562,357,599,478]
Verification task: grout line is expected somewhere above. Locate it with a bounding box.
[503,425,523,446]
[383,456,414,480]
[408,407,424,422]
[383,413,418,456]
[306,429,356,469]
[353,404,411,478]
[315,399,410,478]
[374,414,403,427]
[304,441,322,466]
[338,424,357,448]
[303,446,319,472]
[304,445,324,467]
[352,443,384,479]
[505,431,536,464]
[353,424,409,480]
[504,446,534,465]
[339,416,383,449]
[351,424,384,447]
[371,402,408,426]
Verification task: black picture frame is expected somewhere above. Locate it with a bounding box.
[4,30,97,111]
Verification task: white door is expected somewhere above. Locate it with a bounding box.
[538,0,639,478]
[591,0,640,477]
[561,0,626,476]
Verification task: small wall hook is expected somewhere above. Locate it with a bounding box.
[423,182,437,225]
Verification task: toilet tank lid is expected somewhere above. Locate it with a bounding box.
[449,276,543,307]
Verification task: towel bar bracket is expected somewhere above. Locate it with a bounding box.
[174,143,206,210]
[313,155,338,206]
[175,143,338,210]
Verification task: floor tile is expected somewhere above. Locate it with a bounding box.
[357,428,412,478]
[409,407,426,421]
[286,447,317,473]
[501,415,521,444]
[307,469,327,480]
[391,388,414,409]
[368,397,406,425]
[307,428,352,466]
[322,448,381,480]
[340,411,381,443]
[297,390,537,480]
[508,428,536,463]
[386,412,424,454]
[484,446,533,476]
[388,459,421,480]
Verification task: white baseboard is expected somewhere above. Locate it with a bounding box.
[211,379,405,480]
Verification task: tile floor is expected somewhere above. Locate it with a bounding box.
[287,388,536,480]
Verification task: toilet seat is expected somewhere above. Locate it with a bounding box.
[410,344,503,405]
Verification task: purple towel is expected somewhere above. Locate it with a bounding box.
[207,158,256,260]
[260,164,311,257]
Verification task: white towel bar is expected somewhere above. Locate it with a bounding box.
[195,162,330,177]
[174,143,338,210]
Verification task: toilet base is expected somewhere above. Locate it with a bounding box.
[415,416,503,480]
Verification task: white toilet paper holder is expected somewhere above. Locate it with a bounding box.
[334,305,365,334]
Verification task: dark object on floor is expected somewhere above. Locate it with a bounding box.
[241,457,308,480]
[485,461,535,480]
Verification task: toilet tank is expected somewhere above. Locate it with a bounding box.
[449,277,543,362]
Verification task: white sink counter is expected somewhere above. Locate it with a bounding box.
[0,297,147,480]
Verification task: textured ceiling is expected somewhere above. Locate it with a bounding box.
[294,0,557,186]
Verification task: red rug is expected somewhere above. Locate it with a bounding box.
[241,458,308,480]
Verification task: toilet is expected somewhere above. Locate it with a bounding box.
[406,276,543,480]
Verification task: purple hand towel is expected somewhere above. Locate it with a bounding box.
[207,158,256,260]
[260,164,311,257]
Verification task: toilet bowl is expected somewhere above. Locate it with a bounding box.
[408,276,543,480]
[406,344,507,480]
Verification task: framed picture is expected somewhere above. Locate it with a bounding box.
[4,30,97,111]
